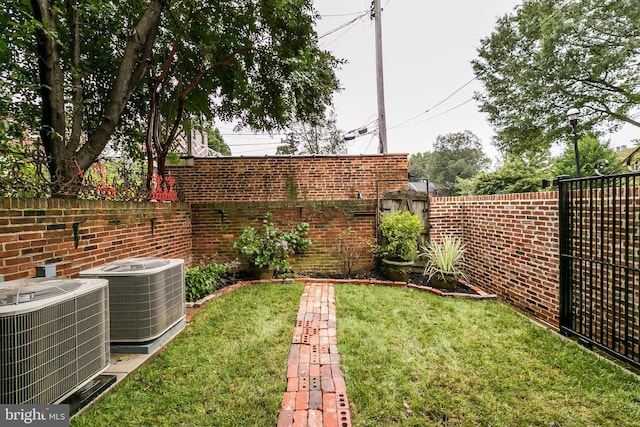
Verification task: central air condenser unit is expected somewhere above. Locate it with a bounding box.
[80,258,185,342]
[0,277,110,405]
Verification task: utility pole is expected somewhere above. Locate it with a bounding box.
[373,0,388,153]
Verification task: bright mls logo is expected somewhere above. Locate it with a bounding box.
[1,405,69,426]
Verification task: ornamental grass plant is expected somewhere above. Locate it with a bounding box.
[420,235,469,285]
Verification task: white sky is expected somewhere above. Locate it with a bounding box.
[219,0,638,164]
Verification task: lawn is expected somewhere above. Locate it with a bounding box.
[71,282,640,427]
[71,282,304,427]
[335,284,640,427]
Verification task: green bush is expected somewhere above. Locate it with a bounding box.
[233,213,311,272]
[185,261,237,302]
[376,211,422,261]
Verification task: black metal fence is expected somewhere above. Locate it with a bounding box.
[0,141,180,201]
[559,171,640,369]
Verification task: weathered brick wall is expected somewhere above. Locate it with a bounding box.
[172,154,409,274]
[0,198,192,281]
[168,154,408,203]
[430,192,560,329]
[191,201,377,275]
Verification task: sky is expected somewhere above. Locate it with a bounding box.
[219,0,637,165]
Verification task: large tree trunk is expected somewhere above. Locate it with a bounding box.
[30,0,167,197]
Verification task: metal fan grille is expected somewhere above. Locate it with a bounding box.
[101,258,169,272]
[0,280,109,404]
[0,279,82,306]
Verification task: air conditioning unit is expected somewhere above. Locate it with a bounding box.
[0,277,110,405]
[80,258,185,343]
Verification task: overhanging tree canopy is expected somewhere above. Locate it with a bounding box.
[473,0,640,155]
[1,0,340,196]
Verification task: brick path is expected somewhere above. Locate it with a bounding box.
[277,282,352,427]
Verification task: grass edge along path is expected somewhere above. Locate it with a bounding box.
[71,282,304,427]
[335,284,640,427]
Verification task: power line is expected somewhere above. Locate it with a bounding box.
[318,11,368,39]
[386,0,574,133]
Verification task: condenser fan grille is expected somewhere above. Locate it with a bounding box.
[0,279,82,306]
[100,258,170,272]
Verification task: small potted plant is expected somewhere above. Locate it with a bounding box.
[375,210,422,282]
[420,235,469,290]
[233,213,311,278]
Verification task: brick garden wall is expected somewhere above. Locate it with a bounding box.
[168,154,408,203]
[0,198,192,282]
[170,155,408,274]
[430,191,560,329]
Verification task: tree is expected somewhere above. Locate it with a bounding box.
[2,0,340,196]
[143,1,340,185]
[458,155,550,195]
[407,152,432,179]
[473,0,640,156]
[3,0,166,196]
[552,134,620,178]
[425,131,489,196]
[276,109,346,155]
[207,127,231,156]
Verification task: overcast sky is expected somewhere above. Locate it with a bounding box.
[220,0,637,163]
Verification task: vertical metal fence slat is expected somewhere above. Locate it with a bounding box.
[558,171,640,370]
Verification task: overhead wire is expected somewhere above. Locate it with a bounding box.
[386,0,574,133]
[318,11,369,39]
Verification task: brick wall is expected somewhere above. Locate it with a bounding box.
[172,154,409,275]
[168,154,408,203]
[430,191,560,329]
[0,198,192,281]
[190,201,377,275]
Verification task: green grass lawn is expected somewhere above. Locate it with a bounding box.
[71,282,304,427]
[335,284,640,427]
[71,282,640,427]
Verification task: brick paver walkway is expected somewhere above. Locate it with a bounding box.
[277,282,352,427]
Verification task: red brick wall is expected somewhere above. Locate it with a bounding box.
[172,154,409,274]
[168,154,408,203]
[0,198,192,281]
[430,191,560,329]
[190,201,377,275]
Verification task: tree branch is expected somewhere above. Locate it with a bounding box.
[67,0,83,153]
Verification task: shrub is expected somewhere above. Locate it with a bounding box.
[185,260,237,302]
[376,211,422,261]
[233,213,311,273]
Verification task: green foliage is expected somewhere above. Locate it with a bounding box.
[207,127,231,155]
[552,134,621,178]
[420,235,469,283]
[407,152,432,179]
[185,261,237,302]
[233,213,311,272]
[474,0,640,156]
[458,156,550,195]
[424,130,489,196]
[377,211,422,262]
[3,0,340,196]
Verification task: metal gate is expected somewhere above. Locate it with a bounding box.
[558,169,640,369]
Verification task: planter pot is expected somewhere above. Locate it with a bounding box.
[250,264,274,280]
[433,272,458,291]
[380,259,414,282]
